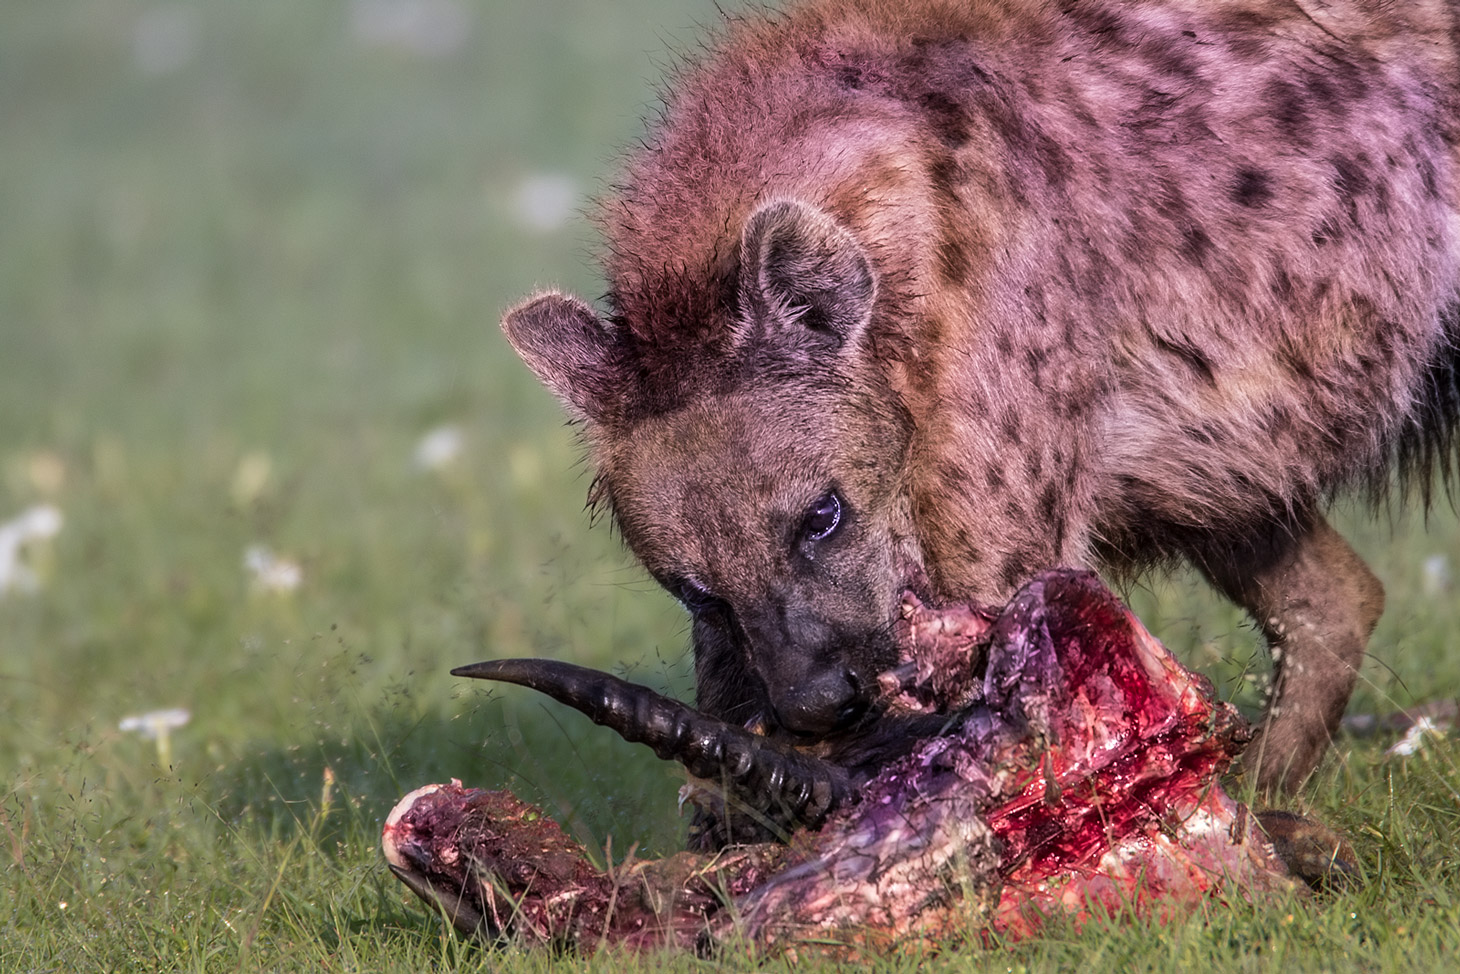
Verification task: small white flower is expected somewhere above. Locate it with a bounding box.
[0,504,64,595]
[119,708,191,738]
[1386,716,1449,758]
[244,545,302,593]
[19,504,62,539]
[120,708,191,768]
[413,425,464,471]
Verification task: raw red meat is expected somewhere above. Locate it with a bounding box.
[383,570,1309,955]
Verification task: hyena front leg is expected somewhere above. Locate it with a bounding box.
[1199,515,1385,795]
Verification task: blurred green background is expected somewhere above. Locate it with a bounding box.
[1,1,725,966]
[2,1,1458,969]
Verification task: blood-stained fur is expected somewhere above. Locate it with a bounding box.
[502,0,1460,794]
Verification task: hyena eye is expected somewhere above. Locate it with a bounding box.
[670,578,717,614]
[800,490,843,543]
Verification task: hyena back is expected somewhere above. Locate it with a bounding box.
[503,0,1460,794]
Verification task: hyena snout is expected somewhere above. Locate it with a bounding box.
[741,606,883,737]
[771,663,864,737]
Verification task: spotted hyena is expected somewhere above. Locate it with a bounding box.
[502,0,1460,794]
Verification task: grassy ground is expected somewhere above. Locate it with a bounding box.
[2,2,1458,970]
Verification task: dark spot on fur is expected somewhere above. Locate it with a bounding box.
[950,526,983,563]
[1062,319,1079,351]
[1265,79,1308,143]
[1155,184,1211,266]
[1278,342,1316,382]
[999,550,1034,590]
[1419,155,1441,199]
[1271,266,1294,300]
[1133,85,1182,136]
[1000,410,1023,445]
[1025,346,1049,388]
[1300,66,1340,115]
[937,234,972,286]
[1227,33,1267,61]
[1038,483,1059,522]
[1181,424,1215,446]
[1311,217,1342,247]
[1330,154,1370,220]
[1321,48,1370,103]
[1155,46,1197,81]
[982,91,1071,189]
[927,156,964,198]
[1064,2,1126,42]
[1373,329,1398,365]
[1153,333,1217,386]
[1142,35,1200,82]
[1372,176,1391,215]
[1026,125,1073,187]
[1267,404,1294,435]
[1181,223,1212,264]
[920,91,970,148]
[1218,7,1279,32]
[1025,451,1044,482]
[1232,167,1273,208]
[995,330,1014,357]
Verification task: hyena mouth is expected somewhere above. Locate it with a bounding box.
[384,570,1346,955]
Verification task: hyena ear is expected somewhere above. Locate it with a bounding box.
[737,200,877,352]
[501,292,620,425]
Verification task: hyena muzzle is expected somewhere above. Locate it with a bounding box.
[501,0,1460,795]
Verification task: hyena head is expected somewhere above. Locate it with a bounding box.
[503,200,920,736]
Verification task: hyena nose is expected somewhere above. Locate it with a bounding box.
[774,667,864,737]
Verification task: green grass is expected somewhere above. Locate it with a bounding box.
[2,2,1458,970]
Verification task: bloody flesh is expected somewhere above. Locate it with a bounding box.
[384,570,1297,954]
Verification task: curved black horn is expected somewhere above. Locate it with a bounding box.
[452,658,852,825]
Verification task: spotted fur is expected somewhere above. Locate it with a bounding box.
[503,0,1460,794]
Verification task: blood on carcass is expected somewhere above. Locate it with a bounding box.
[384,570,1312,955]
